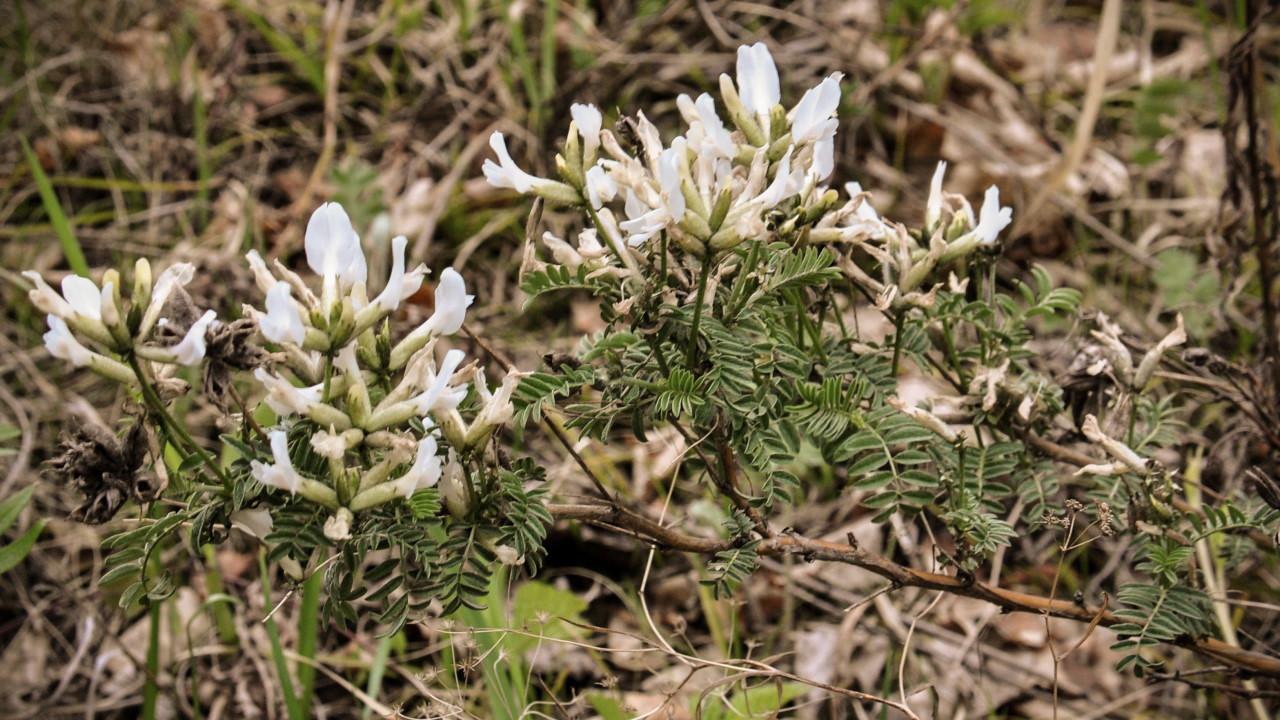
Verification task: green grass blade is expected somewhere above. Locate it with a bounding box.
[296,570,322,720]
[0,485,36,536]
[260,554,306,720]
[20,137,89,277]
[360,634,394,720]
[227,0,325,96]
[0,518,44,574]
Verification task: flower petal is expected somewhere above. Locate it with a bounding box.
[423,268,473,336]
[43,315,95,367]
[173,309,218,365]
[61,275,103,321]
[736,43,780,116]
[261,282,306,345]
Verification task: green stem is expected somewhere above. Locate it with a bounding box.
[891,311,905,377]
[296,570,322,719]
[127,355,231,487]
[361,634,394,720]
[201,545,239,644]
[687,259,714,370]
[260,554,305,720]
[141,599,162,720]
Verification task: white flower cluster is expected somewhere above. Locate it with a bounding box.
[483,43,1014,308]
[25,201,527,535]
[239,203,525,530]
[25,259,213,387]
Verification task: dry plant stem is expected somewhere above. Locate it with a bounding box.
[716,439,773,538]
[547,503,1280,680]
[1229,16,1280,402]
[1019,0,1121,231]
[1023,430,1276,548]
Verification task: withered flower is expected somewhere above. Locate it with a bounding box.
[1248,468,1280,512]
[47,419,160,524]
[202,318,271,414]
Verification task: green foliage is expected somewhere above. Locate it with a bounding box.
[0,485,44,574]
[102,512,191,608]
[1153,249,1220,338]
[692,679,808,720]
[329,159,386,234]
[1110,538,1215,676]
[703,539,761,599]
[1131,78,1196,166]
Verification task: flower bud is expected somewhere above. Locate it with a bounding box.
[323,508,353,541]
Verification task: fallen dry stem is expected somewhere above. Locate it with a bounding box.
[547,503,1280,681]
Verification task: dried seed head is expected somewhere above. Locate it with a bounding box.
[203,318,271,414]
[47,419,152,524]
[1095,500,1115,536]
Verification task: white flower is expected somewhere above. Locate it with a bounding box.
[304,202,367,301]
[924,161,947,232]
[23,272,75,320]
[483,132,554,194]
[736,43,780,116]
[543,232,584,269]
[60,275,104,321]
[230,508,274,539]
[422,268,473,336]
[620,189,667,246]
[658,145,687,221]
[789,74,842,144]
[43,315,95,367]
[24,272,117,344]
[172,309,218,365]
[810,131,837,181]
[755,146,800,209]
[244,250,278,295]
[571,103,602,160]
[254,367,322,416]
[494,545,523,565]
[260,282,306,345]
[584,164,617,210]
[391,435,442,498]
[250,430,305,494]
[410,348,468,414]
[577,228,607,261]
[310,427,362,460]
[844,183,876,222]
[324,508,353,541]
[370,235,427,314]
[681,93,736,159]
[139,263,197,337]
[465,369,526,447]
[973,185,1013,246]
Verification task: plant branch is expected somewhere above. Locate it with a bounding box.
[547,502,1280,680]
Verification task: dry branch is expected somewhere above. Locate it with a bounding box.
[548,502,1280,681]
